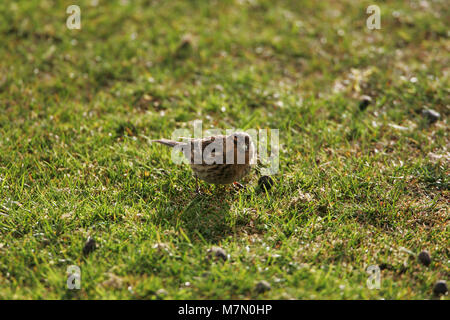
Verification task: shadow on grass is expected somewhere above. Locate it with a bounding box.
[154,187,257,244]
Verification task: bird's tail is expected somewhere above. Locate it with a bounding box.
[152,139,179,147]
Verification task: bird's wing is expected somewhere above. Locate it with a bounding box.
[189,136,230,164]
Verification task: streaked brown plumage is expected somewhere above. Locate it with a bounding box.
[153,132,255,189]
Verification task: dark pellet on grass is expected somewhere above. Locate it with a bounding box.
[418,250,431,266]
[258,176,274,191]
[433,280,448,296]
[422,109,440,123]
[174,34,195,60]
[207,247,227,261]
[255,280,271,293]
[82,237,97,256]
[359,95,372,111]
[379,263,391,270]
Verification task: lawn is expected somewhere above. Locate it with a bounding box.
[0,0,448,299]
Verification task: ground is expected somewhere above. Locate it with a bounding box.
[0,0,448,299]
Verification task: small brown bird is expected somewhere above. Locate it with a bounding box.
[153,132,256,192]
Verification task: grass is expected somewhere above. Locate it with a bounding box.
[0,0,448,299]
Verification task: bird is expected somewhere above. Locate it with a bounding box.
[152,132,256,193]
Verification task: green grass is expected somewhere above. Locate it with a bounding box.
[0,0,448,299]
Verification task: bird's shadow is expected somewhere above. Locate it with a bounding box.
[153,185,257,244]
